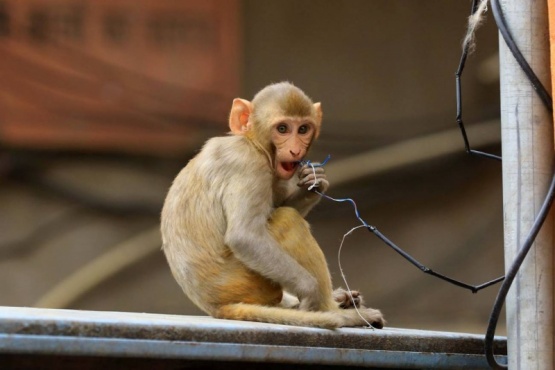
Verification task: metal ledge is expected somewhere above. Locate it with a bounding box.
[0,306,507,369]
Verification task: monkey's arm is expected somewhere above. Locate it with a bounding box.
[283,164,329,217]
[222,171,321,310]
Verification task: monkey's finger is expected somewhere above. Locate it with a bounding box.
[298,167,325,178]
[298,166,325,177]
[314,178,329,192]
[299,168,327,179]
[297,174,327,187]
[297,176,326,186]
[298,174,318,184]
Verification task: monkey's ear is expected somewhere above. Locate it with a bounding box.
[313,102,323,138]
[229,98,253,134]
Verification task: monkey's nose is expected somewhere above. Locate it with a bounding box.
[290,150,301,157]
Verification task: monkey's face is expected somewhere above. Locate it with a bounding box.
[271,118,316,180]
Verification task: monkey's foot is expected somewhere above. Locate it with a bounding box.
[338,306,385,329]
[333,288,365,309]
[361,307,385,329]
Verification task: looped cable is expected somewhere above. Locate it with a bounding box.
[305,156,504,294]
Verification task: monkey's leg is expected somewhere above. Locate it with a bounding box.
[269,210,368,311]
[211,255,284,308]
[212,207,332,311]
[215,207,384,328]
[268,207,385,328]
[267,206,337,311]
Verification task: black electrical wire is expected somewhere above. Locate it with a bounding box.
[369,226,505,293]
[314,188,506,294]
[456,0,502,161]
[485,170,555,369]
[490,0,553,114]
[311,1,551,366]
[474,0,554,368]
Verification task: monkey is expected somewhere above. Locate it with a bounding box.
[161,82,384,329]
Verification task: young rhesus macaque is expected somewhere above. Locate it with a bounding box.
[161,82,384,329]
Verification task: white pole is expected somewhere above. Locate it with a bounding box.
[499,0,554,369]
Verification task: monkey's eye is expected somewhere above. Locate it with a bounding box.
[298,125,310,134]
[276,124,288,134]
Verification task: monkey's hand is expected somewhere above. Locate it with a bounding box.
[297,164,329,193]
[283,163,329,216]
[333,288,365,309]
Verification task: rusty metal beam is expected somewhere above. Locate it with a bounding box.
[0,306,506,369]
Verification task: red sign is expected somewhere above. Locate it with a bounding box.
[0,0,240,156]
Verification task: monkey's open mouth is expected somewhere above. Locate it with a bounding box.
[280,162,298,173]
[276,161,300,180]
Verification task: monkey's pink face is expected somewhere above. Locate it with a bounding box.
[271,118,316,180]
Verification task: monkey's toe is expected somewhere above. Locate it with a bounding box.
[369,311,385,329]
[371,318,385,329]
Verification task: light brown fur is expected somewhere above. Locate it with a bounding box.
[161,82,384,329]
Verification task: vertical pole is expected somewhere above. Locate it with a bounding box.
[500,0,553,369]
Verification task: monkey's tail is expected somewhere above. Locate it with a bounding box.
[215,303,383,329]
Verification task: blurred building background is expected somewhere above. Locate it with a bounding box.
[0,0,504,334]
